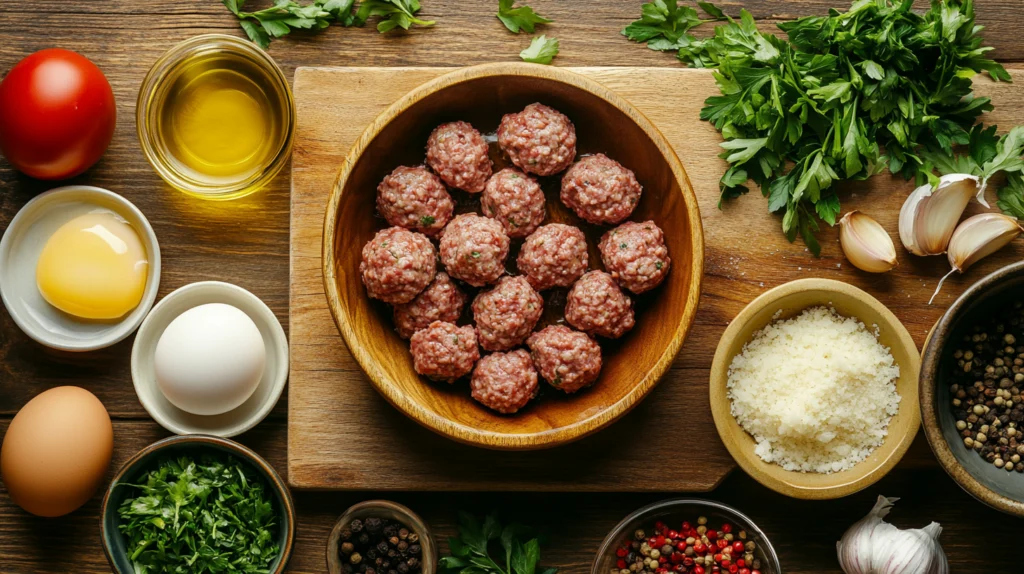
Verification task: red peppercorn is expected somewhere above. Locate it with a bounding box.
[751,571,761,574]
[694,543,707,554]
[739,569,750,574]
[670,552,682,563]
[736,560,745,568]
[655,536,666,548]
[675,541,687,551]
[713,553,723,563]
[693,567,705,574]
[659,556,668,564]
[729,566,738,574]
[655,521,666,531]
[667,530,679,540]
[721,524,732,534]
[681,522,692,531]
[721,559,731,568]
[616,548,628,558]
[732,542,745,554]
[683,557,694,567]
[707,530,718,541]
[673,565,685,573]
[617,560,626,569]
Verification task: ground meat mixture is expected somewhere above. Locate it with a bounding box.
[560,153,642,225]
[527,325,602,394]
[426,121,492,193]
[392,272,467,339]
[497,103,577,176]
[439,214,511,287]
[376,165,454,235]
[564,270,635,339]
[598,220,671,294]
[409,321,480,382]
[360,227,437,304]
[472,275,544,351]
[481,167,546,238]
[470,349,539,414]
[517,223,589,291]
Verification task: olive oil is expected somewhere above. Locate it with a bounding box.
[146,45,291,198]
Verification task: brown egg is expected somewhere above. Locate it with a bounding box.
[1,386,113,517]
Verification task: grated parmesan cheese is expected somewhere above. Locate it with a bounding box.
[726,306,901,474]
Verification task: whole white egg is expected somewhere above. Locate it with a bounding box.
[154,303,266,416]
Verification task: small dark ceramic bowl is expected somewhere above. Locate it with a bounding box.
[592,498,781,574]
[327,500,437,574]
[100,434,295,573]
[921,261,1024,517]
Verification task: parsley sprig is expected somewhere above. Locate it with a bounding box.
[440,513,557,574]
[520,35,559,64]
[627,0,1010,254]
[497,0,551,34]
[622,0,724,52]
[116,455,280,573]
[224,0,434,48]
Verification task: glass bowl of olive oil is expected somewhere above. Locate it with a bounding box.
[137,34,294,200]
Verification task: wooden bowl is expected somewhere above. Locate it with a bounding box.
[710,278,920,499]
[322,63,704,450]
[921,261,1024,516]
[326,500,437,574]
[101,434,295,573]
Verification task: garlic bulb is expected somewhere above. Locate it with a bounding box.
[837,496,948,574]
[898,174,979,256]
[839,211,898,273]
[930,213,1023,304]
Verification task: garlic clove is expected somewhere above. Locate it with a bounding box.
[840,211,898,273]
[947,213,1023,272]
[898,174,979,256]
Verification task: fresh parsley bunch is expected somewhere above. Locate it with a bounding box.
[224,0,434,48]
[626,0,1010,254]
[440,513,557,574]
[117,455,280,574]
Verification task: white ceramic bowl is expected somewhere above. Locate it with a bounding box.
[131,281,288,437]
[0,186,162,351]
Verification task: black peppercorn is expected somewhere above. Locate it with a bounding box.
[397,541,409,553]
[388,549,399,559]
[367,550,379,561]
[384,524,399,538]
[342,564,354,574]
[376,558,385,567]
[408,544,421,556]
[342,542,355,555]
[359,533,371,546]
[350,519,364,533]
[366,568,377,574]
[378,541,391,554]
[350,553,363,565]
[398,563,410,574]
[340,528,353,541]
[399,528,410,540]
[366,517,384,535]
[407,533,419,544]
[407,558,420,569]
[389,569,399,574]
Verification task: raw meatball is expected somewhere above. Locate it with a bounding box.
[426,121,492,193]
[497,103,577,176]
[527,325,602,394]
[471,349,539,414]
[376,166,454,235]
[517,223,589,291]
[472,276,544,351]
[560,154,642,225]
[481,167,546,238]
[599,221,671,294]
[360,227,437,304]
[439,214,510,287]
[565,270,635,339]
[392,272,467,339]
[409,321,480,382]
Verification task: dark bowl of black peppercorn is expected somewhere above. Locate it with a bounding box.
[327,500,437,574]
[922,260,1024,517]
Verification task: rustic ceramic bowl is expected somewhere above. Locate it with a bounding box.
[710,278,920,499]
[327,500,437,574]
[322,63,704,450]
[592,498,781,574]
[100,435,295,573]
[921,261,1024,516]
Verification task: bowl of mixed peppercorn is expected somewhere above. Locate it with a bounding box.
[328,500,437,574]
[592,499,780,574]
[922,260,1024,517]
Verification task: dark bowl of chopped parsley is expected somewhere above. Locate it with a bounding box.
[100,434,295,574]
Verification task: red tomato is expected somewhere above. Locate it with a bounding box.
[0,48,116,180]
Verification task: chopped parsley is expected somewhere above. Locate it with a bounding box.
[655,261,663,270]
[619,243,628,249]
[420,215,436,226]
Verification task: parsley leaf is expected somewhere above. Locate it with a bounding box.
[497,0,551,34]
[622,0,721,52]
[998,172,1024,220]
[520,35,559,64]
[116,454,280,572]
[440,513,556,574]
[224,0,432,48]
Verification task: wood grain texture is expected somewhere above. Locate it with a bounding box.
[319,64,704,451]
[2,0,1024,571]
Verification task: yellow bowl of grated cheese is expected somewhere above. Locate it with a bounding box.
[710,278,921,500]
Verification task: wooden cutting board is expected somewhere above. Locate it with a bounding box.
[288,66,1024,491]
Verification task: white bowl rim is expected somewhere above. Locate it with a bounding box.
[130,280,289,437]
[0,185,162,351]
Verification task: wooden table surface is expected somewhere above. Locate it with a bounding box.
[0,1,1020,572]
